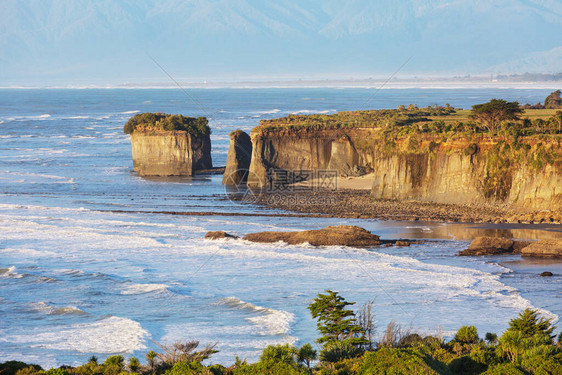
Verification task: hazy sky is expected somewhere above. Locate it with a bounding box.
[1,0,562,86]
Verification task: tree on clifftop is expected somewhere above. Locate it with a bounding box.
[470,99,524,132]
[544,90,562,109]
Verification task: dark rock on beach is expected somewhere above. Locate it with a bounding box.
[458,236,515,256]
[243,225,381,247]
[205,231,239,240]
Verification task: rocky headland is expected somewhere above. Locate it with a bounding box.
[221,106,561,223]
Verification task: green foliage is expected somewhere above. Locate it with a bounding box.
[498,309,557,363]
[519,345,562,374]
[259,106,454,132]
[0,361,42,375]
[319,340,364,363]
[506,309,556,340]
[259,344,297,367]
[45,369,68,375]
[361,348,441,374]
[481,363,526,374]
[485,333,498,345]
[232,344,305,375]
[454,326,480,345]
[162,361,205,375]
[295,343,318,371]
[471,99,524,132]
[544,90,562,109]
[123,113,210,137]
[308,290,366,347]
[127,358,140,373]
[102,356,124,369]
[448,355,487,375]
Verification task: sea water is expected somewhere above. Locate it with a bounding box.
[0,88,561,367]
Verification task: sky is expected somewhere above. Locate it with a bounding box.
[1,0,562,86]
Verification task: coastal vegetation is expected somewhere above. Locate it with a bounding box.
[123,113,210,136]
[3,291,561,375]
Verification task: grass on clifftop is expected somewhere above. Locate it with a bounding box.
[258,106,561,139]
[123,112,210,137]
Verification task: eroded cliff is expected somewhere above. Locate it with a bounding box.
[247,127,562,212]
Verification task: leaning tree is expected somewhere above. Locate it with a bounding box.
[470,99,524,132]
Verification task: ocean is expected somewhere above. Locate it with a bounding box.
[0,88,561,368]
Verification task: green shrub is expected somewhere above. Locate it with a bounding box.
[448,355,487,375]
[320,340,364,363]
[455,326,480,344]
[0,362,42,375]
[163,361,205,375]
[481,363,525,374]
[360,348,441,374]
[123,113,210,137]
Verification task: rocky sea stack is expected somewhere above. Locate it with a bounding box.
[242,225,381,247]
[223,129,252,185]
[124,112,212,176]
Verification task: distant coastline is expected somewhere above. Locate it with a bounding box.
[3,75,562,90]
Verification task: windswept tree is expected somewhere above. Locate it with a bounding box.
[470,99,524,132]
[544,90,562,109]
[308,290,366,347]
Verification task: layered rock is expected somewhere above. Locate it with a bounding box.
[247,127,562,212]
[242,225,381,247]
[223,130,252,185]
[130,131,212,176]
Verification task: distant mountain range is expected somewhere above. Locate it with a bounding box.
[1,0,561,85]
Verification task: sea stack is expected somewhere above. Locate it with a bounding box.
[223,130,252,185]
[124,113,212,176]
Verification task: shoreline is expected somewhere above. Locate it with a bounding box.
[239,188,562,231]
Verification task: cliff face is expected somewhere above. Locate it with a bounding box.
[247,128,562,212]
[223,130,253,185]
[130,131,212,176]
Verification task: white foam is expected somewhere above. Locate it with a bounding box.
[0,248,57,257]
[3,316,148,353]
[120,110,140,114]
[217,297,294,336]
[291,109,335,115]
[121,283,169,295]
[253,109,280,115]
[32,302,87,316]
[0,266,23,278]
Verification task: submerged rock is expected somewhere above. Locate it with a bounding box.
[243,225,381,247]
[540,271,554,277]
[205,231,239,240]
[521,239,562,258]
[223,130,252,186]
[458,236,515,256]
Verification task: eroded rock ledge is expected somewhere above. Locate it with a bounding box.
[458,236,562,258]
[242,225,381,247]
